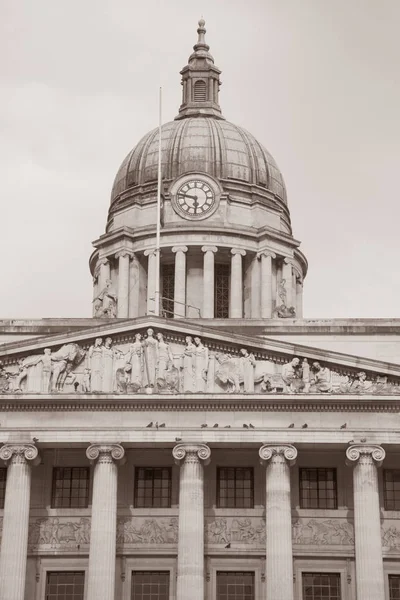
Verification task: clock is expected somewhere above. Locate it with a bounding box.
[176,179,216,217]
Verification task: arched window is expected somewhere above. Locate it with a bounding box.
[193,80,207,102]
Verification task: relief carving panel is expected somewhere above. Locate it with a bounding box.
[116,516,178,546]
[206,517,265,545]
[292,518,354,546]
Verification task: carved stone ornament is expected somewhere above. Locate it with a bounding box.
[292,518,354,546]
[0,443,39,465]
[28,517,91,549]
[117,516,178,546]
[206,517,265,545]
[259,444,298,467]
[172,443,211,466]
[86,443,125,465]
[345,444,385,467]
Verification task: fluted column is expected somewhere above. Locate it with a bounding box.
[201,246,217,318]
[129,253,140,317]
[144,249,157,315]
[173,443,211,600]
[259,251,276,318]
[296,278,303,318]
[282,259,293,308]
[172,246,188,318]
[259,444,297,600]
[0,443,40,600]
[86,443,125,600]
[230,248,246,318]
[98,258,111,290]
[116,251,132,318]
[346,444,385,600]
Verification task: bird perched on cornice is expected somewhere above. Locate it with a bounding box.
[175,437,182,442]
[288,423,295,428]
[340,423,347,429]
[224,425,231,428]
[302,423,308,429]
[32,437,39,442]
[249,424,255,429]
[243,424,249,429]
[146,422,153,428]
[225,543,231,548]
[201,424,208,428]
[159,423,166,428]
[361,437,367,442]
[213,424,219,428]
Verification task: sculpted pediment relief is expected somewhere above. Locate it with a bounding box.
[0,318,400,396]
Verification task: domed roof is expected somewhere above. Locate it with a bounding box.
[111,118,287,204]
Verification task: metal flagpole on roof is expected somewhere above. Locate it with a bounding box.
[154,86,162,317]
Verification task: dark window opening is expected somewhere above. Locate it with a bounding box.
[45,571,85,600]
[217,467,254,508]
[51,467,90,509]
[161,264,174,318]
[384,470,400,510]
[0,468,6,509]
[217,571,255,600]
[134,467,172,508]
[131,571,170,600]
[299,468,337,509]
[302,572,341,600]
[215,263,230,318]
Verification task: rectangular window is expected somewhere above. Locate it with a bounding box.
[214,264,230,318]
[134,467,172,508]
[131,571,170,600]
[302,573,341,600]
[51,467,90,509]
[384,470,400,510]
[217,467,254,509]
[0,468,6,509]
[299,468,337,509]
[45,571,85,600]
[217,571,255,600]
[389,574,400,599]
[161,264,175,318]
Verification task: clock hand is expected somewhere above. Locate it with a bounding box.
[179,192,198,200]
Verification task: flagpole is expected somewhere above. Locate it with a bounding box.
[154,86,162,317]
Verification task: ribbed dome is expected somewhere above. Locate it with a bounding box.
[111,117,287,205]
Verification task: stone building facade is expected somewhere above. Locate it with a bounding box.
[1,19,400,600]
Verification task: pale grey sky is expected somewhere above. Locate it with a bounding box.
[1,0,399,319]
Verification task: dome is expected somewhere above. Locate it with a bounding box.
[110,118,287,205]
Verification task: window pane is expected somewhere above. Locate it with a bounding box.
[390,575,400,600]
[217,468,254,509]
[45,571,85,600]
[51,468,89,509]
[384,471,400,510]
[299,468,337,510]
[0,468,7,509]
[131,571,169,600]
[134,467,172,508]
[217,571,254,600]
[302,572,341,600]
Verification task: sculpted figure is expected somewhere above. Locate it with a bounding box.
[215,353,240,393]
[156,332,174,382]
[239,349,256,393]
[41,349,53,393]
[88,338,103,392]
[93,279,117,318]
[81,368,91,393]
[181,336,195,393]
[281,357,302,393]
[193,336,209,392]
[126,333,144,388]
[278,278,288,306]
[102,336,123,392]
[51,343,85,392]
[143,328,157,387]
[302,358,310,393]
[310,362,332,393]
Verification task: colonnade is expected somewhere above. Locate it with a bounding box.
[0,441,386,600]
[94,246,304,320]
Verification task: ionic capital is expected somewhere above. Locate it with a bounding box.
[283,257,296,266]
[345,444,385,468]
[259,444,297,467]
[172,246,188,254]
[172,443,211,466]
[0,443,40,466]
[86,443,125,465]
[115,250,134,260]
[98,258,110,267]
[144,249,157,258]
[231,248,246,257]
[257,250,276,260]
[201,245,218,254]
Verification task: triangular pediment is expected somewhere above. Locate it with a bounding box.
[1,316,400,396]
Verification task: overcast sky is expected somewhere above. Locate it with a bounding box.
[1,0,399,319]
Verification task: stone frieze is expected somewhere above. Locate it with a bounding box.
[116,516,178,545]
[206,517,265,545]
[292,518,354,546]
[28,516,91,549]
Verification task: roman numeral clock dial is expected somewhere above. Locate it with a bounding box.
[175,179,216,218]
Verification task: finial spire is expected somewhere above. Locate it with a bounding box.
[175,19,224,121]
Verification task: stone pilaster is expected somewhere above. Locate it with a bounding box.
[346,444,385,600]
[201,246,217,318]
[259,444,297,600]
[144,249,157,315]
[230,248,246,318]
[0,443,40,600]
[172,443,211,600]
[116,251,133,318]
[172,246,188,318]
[86,443,125,600]
[259,251,276,319]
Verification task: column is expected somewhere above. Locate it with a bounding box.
[259,251,276,319]
[172,443,211,600]
[98,258,111,290]
[129,253,140,317]
[230,248,246,318]
[259,444,297,600]
[209,78,214,102]
[144,249,157,315]
[201,246,217,318]
[0,443,40,600]
[282,259,293,308]
[86,444,125,600]
[296,278,303,318]
[172,246,188,318]
[346,444,385,600]
[92,266,100,316]
[250,254,261,318]
[116,251,132,318]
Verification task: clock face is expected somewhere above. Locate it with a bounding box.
[176,180,216,217]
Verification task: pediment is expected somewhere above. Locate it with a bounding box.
[1,316,400,397]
